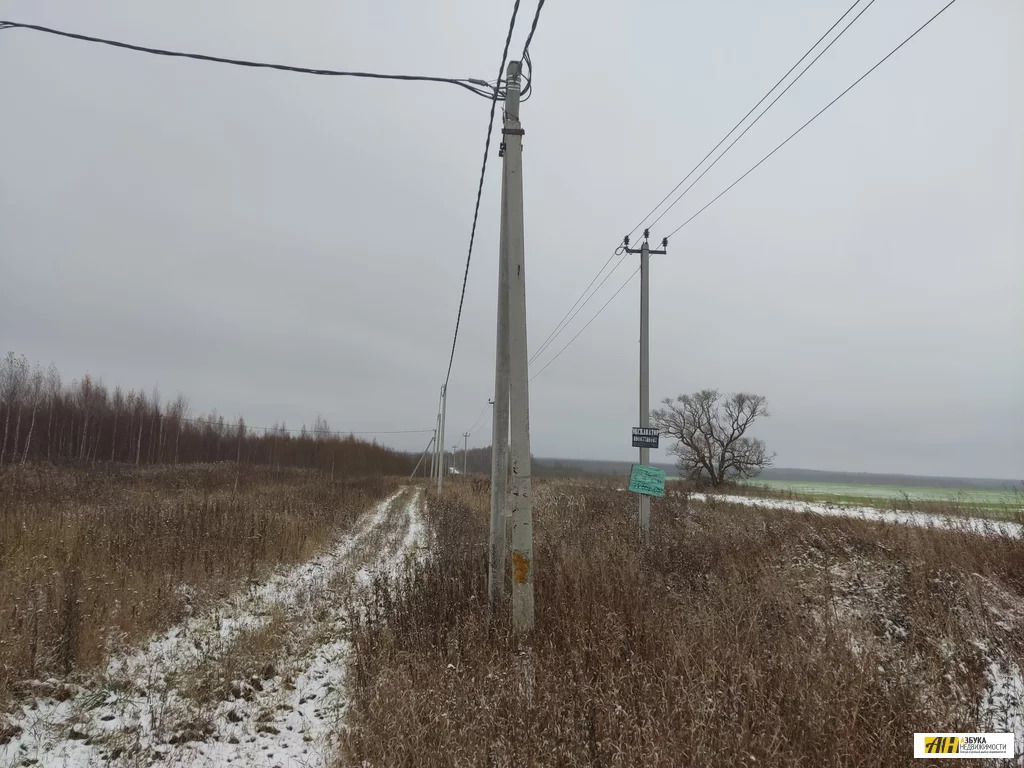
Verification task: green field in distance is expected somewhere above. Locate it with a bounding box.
[742,478,1020,507]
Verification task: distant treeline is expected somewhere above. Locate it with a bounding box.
[0,353,412,476]
[412,445,598,478]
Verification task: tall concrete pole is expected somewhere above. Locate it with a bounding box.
[437,384,447,494]
[639,238,651,534]
[463,432,470,475]
[504,60,534,634]
[624,231,667,536]
[489,107,512,611]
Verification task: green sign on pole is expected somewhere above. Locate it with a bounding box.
[628,464,666,498]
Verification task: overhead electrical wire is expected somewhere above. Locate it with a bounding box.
[624,0,866,241]
[520,50,535,102]
[530,267,641,382]
[0,20,501,98]
[665,0,959,240]
[528,247,628,364]
[531,0,960,381]
[441,0,524,390]
[645,0,878,233]
[440,0,542,390]
[465,401,492,436]
[528,0,869,373]
[522,0,547,59]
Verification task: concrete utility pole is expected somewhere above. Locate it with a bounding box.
[437,385,447,494]
[410,433,436,479]
[432,388,444,485]
[488,95,512,611]
[503,60,534,634]
[429,424,437,481]
[623,230,667,535]
[463,432,470,475]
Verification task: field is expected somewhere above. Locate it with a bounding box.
[3,468,1024,767]
[0,463,408,766]
[744,478,1021,507]
[342,479,1024,767]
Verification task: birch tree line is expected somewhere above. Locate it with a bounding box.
[0,353,411,475]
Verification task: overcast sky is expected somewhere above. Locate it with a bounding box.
[1,0,1020,479]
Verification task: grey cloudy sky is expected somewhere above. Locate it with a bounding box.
[1,0,1021,478]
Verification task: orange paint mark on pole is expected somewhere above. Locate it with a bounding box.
[512,551,531,584]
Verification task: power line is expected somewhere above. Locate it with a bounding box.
[466,401,491,435]
[522,0,547,58]
[0,20,499,99]
[519,49,534,102]
[529,248,629,364]
[531,0,869,370]
[666,0,960,240]
[442,0,523,389]
[646,0,878,232]
[530,266,641,382]
[531,0,959,381]
[625,0,865,240]
[528,248,618,364]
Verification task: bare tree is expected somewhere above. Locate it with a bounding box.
[167,394,188,465]
[1,352,29,466]
[20,365,44,463]
[651,389,774,487]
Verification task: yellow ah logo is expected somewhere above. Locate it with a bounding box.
[924,736,961,754]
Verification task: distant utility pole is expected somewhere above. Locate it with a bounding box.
[433,387,444,486]
[429,426,437,481]
[463,432,470,475]
[623,230,667,536]
[431,400,441,483]
[410,433,436,479]
[502,60,534,634]
[436,384,447,494]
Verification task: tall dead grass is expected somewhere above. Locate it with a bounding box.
[0,463,395,711]
[342,480,1024,767]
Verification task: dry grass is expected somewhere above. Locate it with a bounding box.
[341,479,1024,767]
[178,486,412,710]
[0,462,396,712]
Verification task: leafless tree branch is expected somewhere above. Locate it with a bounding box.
[651,389,774,487]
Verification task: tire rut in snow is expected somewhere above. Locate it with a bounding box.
[2,487,423,768]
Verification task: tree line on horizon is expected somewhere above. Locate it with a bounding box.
[0,352,412,476]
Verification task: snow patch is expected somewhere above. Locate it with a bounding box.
[980,658,1024,752]
[2,488,419,768]
[690,493,1023,539]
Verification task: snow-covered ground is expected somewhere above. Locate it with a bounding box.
[2,487,425,768]
[688,492,1023,539]
[980,655,1024,758]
